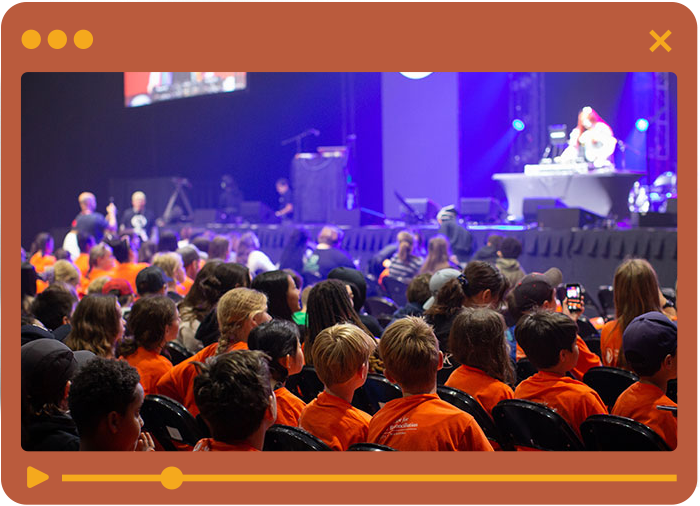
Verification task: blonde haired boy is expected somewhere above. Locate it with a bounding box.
[298,323,376,450]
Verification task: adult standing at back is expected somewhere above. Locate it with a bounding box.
[120,191,155,243]
[72,192,117,243]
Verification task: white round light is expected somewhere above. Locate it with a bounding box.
[399,72,434,80]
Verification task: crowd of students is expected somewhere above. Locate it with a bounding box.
[21,205,678,452]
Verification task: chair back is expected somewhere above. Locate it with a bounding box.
[515,358,537,385]
[580,414,671,451]
[286,366,324,404]
[352,374,402,415]
[263,425,331,451]
[582,336,602,361]
[347,442,397,451]
[163,341,194,366]
[666,378,677,403]
[383,277,409,307]
[141,394,205,451]
[597,286,615,320]
[492,399,584,451]
[582,366,639,410]
[436,358,457,386]
[363,296,398,319]
[576,317,599,340]
[436,386,512,450]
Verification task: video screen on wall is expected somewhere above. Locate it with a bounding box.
[123,72,247,107]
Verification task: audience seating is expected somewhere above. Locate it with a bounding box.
[163,341,194,366]
[580,414,671,451]
[364,296,398,320]
[597,286,615,321]
[492,399,584,451]
[436,386,513,451]
[436,358,457,386]
[285,366,324,404]
[582,366,639,410]
[515,358,537,385]
[351,373,402,415]
[141,394,205,451]
[263,425,331,451]
[582,336,602,360]
[382,277,408,307]
[666,378,677,403]
[576,316,599,340]
[347,442,397,451]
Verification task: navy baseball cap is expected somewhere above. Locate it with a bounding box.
[623,311,677,374]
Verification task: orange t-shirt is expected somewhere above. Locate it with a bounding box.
[298,391,372,451]
[274,386,307,427]
[368,393,494,451]
[30,252,56,273]
[516,336,601,380]
[444,365,514,415]
[75,253,90,278]
[124,347,173,395]
[600,320,623,368]
[611,382,677,450]
[514,371,608,437]
[192,438,259,451]
[155,340,248,416]
[176,277,194,297]
[109,262,149,294]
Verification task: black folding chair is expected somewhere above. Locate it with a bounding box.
[492,399,584,451]
[597,286,615,321]
[364,296,399,319]
[352,374,402,415]
[263,425,331,451]
[163,341,194,366]
[383,277,409,307]
[515,358,538,386]
[436,386,513,451]
[141,394,205,451]
[582,366,639,410]
[666,378,677,403]
[582,336,602,361]
[347,443,397,451]
[580,414,671,451]
[286,366,324,404]
[436,358,457,386]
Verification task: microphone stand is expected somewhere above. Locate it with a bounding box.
[281,129,319,154]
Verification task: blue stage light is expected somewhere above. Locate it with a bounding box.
[635,118,649,132]
[399,72,433,80]
[512,119,525,131]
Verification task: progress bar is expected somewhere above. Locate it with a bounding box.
[61,467,678,490]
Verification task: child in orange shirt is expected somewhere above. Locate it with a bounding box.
[155,288,270,416]
[611,311,677,449]
[68,357,155,451]
[29,232,56,274]
[508,270,601,379]
[368,317,493,451]
[248,320,306,426]
[514,310,607,438]
[192,350,276,451]
[298,323,376,450]
[445,307,515,415]
[119,296,179,394]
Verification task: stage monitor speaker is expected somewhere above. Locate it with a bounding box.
[459,198,504,223]
[665,198,677,214]
[523,198,565,222]
[241,201,275,224]
[403,198,439,222]
[537,207,602,229]
[329,208,361,227]
[192,208,218,224]
[631,212,677,228]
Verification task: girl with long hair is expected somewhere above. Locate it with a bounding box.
[65,294,125,358]
[251,270,301,322]
[387,230,424,282]
[419,235,457,275]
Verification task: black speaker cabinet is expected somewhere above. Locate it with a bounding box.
[631,212,677,228]
[537,207,601,229]
[459,198,504,223]
[241,201,275,224]
[523,198,565,222]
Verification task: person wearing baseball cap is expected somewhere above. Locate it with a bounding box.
[21,339,86,451]
[135,265,171,297]
[506,267,601,380]
[611,312,677,449]
[103,278,135,317]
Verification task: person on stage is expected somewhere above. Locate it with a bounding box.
[120,191,155,243]
[275,178,294,221]
[561,106,616,168]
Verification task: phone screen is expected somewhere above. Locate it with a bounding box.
[566,284,583,312]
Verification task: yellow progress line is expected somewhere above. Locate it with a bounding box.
[63,474,677,483]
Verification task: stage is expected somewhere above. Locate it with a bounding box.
[167,222,677,299]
